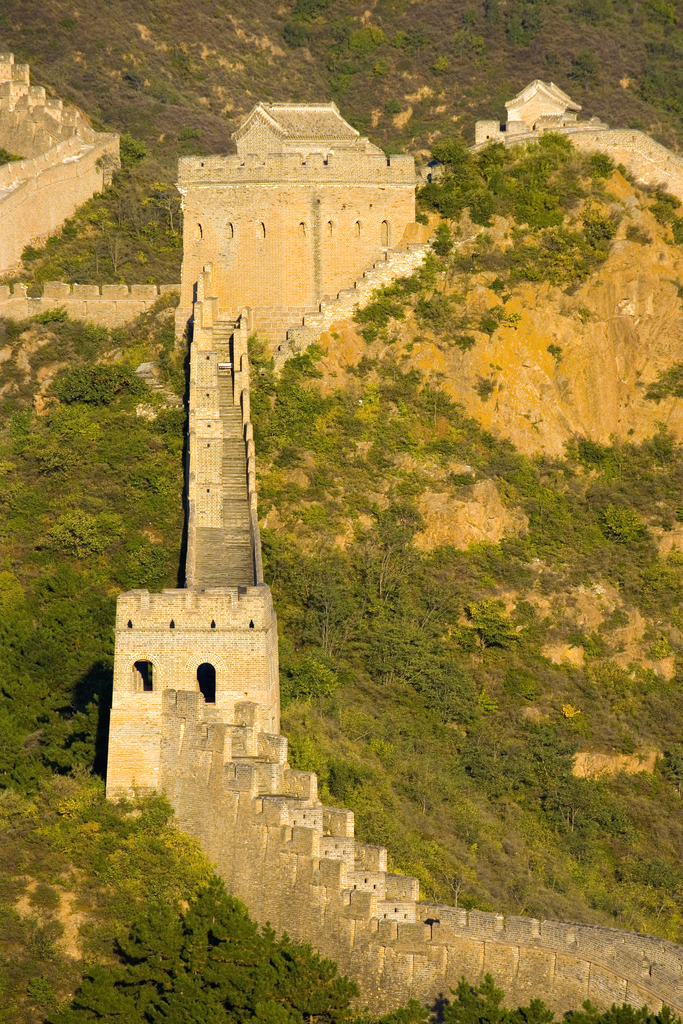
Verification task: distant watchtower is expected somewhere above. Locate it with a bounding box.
[176,102,416,346]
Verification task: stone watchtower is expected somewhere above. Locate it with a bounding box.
[176,102,416,346]
[106,266,281,797]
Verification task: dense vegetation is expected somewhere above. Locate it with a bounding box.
[252,333,683,938]
[16,137,183,288]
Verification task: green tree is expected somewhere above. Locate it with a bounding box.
[51,876,357,1024]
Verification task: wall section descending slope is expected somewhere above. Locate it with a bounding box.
[106,265,683,1019]
[0,53,119,273]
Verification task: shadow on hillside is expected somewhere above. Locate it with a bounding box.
[71,659,113,780]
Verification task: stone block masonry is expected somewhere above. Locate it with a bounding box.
[0,53,119,274]
[176,121,416,347]
[0,282,180,328]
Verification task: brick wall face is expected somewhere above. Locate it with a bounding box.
[176,152,415,344]
[0,282,179,328]
[0,53,120,274]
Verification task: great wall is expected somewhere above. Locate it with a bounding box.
[0,53,119,275]
[105,254,683,1018]
[5,76,683,1013]
[0,280,181,327]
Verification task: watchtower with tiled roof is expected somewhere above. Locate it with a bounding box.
[233,102,379,160]
[176,102,416,347]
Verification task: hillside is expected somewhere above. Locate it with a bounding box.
[7,0,683,290]
[250,142,683,936]
[6,2,683,1013]
[4,0,683,159]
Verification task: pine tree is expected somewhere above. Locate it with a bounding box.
[50,876,357,1024]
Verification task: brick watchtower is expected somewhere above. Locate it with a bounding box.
[176,102,416,347]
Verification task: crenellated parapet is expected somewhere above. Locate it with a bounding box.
[0,52,103,156]
[0,53,119,274]
[0,281,179,329]
[178,151,415,187]
[150,690,683,1017]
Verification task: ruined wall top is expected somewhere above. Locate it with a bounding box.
[0,51,110,158]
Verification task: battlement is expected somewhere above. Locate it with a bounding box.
[178,151,415,187]
[115,585,274,631]
[0,54,119,275]
[146,686,683,1015]
[0,52,102,154]
[0,281,179,329]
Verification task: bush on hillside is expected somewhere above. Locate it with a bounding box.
[52,365,147,405]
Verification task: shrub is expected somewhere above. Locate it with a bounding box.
[52,365,147,405]
[599,504,646,543]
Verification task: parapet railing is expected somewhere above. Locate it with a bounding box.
[232,310,264,585]
[188,265,263,588]
[0,281,180,302]
[178,150,415,185]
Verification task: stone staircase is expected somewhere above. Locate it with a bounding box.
[193,321,255,589]
[274,241,432,368]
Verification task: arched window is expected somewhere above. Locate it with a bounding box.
[195,223,203,240]
[134,660,154,692]
[381,220,390,247]
[226,221,234,239]
[256,221,266,238]
[327,220,334,237]
[354,220,361,237]
[197,663,216,703]
[298,222,306,237]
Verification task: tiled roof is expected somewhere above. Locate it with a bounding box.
[506,80,581,113]
[235,103,360,143]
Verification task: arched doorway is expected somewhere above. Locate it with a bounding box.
[134,660,154,692]
[381,220,390,247]
[197,663,216,703]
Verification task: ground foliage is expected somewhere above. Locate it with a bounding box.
[50,874,358,1024]
[0,296,185,794]
[12,141,183,288]
[0,777,212,1023]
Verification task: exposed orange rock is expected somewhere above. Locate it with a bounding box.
[414,478,528,550]
[573,749,659,778]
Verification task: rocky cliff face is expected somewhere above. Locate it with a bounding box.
[317,172,683,458]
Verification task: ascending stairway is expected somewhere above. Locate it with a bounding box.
[193,322,255,589]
